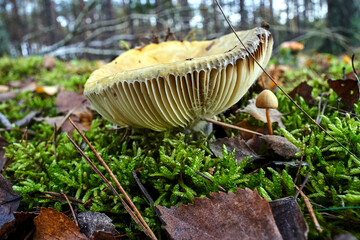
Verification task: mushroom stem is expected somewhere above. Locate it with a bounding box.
[266,108,273,135]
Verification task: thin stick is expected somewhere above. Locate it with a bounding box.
[68,118,157,240]
[295,184,323,233]
[61,190,78,226]
[202,117,264,136]
[67,135,155,239]
[195,171,226,192]
[294,136,306,184]
[294,173,310,200]
[214,0,359,162]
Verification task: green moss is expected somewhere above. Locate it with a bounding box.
[2,55,360,238]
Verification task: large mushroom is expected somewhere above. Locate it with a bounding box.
[84,27,273,131]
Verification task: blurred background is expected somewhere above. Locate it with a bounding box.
[0,0,359,60]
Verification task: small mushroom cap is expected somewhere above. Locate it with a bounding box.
[85,27,273,131]
[255,89,278,109]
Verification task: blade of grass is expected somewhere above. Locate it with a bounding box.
[214,0,359,162]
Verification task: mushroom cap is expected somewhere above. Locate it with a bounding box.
[255,89,278,109]
[84,27,273,131]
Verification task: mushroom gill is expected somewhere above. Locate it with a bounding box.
[84,27,273,131]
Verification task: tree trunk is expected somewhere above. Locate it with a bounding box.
[239,0,248,29]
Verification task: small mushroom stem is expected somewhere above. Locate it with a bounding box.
[266,108,273,135]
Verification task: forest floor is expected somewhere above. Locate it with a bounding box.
[0,52,360,239]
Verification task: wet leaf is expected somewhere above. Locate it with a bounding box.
[33,208,87,240]
[209,137,260,163]
[269,197,308,240]
[289,82,314,102]
[260,135,300,159]
[78,212,118,238]
[0,137,8,171]
[0,174,21,238]
[239,99,285,128]
[157,188,282,240]
[328,79,359,111]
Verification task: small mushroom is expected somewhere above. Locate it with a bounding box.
[84,27,273,131]
[255,89,278,135]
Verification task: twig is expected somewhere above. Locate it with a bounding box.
[68,119,157,240]
[67,135,155,238]
[132,169,161,218]
[294,173,310,200]
[61,190,79,226]
[202,118,264,136]
[294,184,323,233]
[0,112,12,129]
[41,191,83,204]
[214,0,360,162]
[195,171,226,191]
[294,136,305,184]
[14,111,39,127]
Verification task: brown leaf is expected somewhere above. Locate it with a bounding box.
[43,55,56,70]
[4,212,37,240]
[35,115,88,133]
[33,208,87,240]
[0,137,8,171]
[78,212,118,238]
[239,99,285,128]
[269,197,308,240]
[0,174,21,238]
[157,188,282,240]
[209,137,260,163]
[289,82,314,102]
[260,135,300,159]
[328,79,359,111]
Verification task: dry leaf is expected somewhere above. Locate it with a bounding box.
[33,208,87,240]
[43,55,56,70]
[157,188,282,240]
[260,135,300,159]
[78,212,118,238]
[269,197,308,240]
[328,79,359,111]
[36,85,59,96]
[56,91,91,113]
[289,82,314,102]
[210,137,260,163]
[239,99,285,128]
[35,115,88,133]
[0,174,21,238]
[0,85,9,93]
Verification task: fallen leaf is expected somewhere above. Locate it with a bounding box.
[77,212,118,238]
[209,137,260,163]
[3,212,37,240]
[43,55,56,70]
[260,135,300,159]
[157,188,282,240]
[328,79,359,111]
[0,174,21,238]
[33,208,87,240]
[239,99,285,128]
[56,91,90,113]
[0,92,17,102]
[35,115,88,133]
[0,137,8,171]
[289,82,314,102]
[269,197,308,240]
[0,85,9,93]
[36,85,59,96]
[236,120,267,140]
